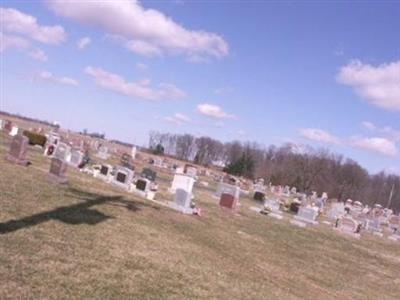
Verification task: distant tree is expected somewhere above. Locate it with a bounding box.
[153,144,164,155]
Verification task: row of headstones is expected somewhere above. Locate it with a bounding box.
[94,162,199,214]
[5,134,76,184]
[251,191,400,241]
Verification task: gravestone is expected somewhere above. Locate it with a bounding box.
[388,215,400,232]
[96,145,109,160]
[219,193,236,210]
[48,157,68,184]
[141,168,157,182]
[121,153,134,170]
[327,202,345,220]
[53,142,71,161]
[215,182,240,200]
[184,165,197,177]
[9,126,19,136]
[112,166,134,190]
[336,216,360,238]
[3,120,12,132]
[170,173,195,194]
[136,178,150,192]
[69,150,83,168]
[0,119,3,130]
[131,146,137,159]
[5,135,29,166]
[365,218,383,236]
[293,207,319,225]
[95,164,113,182]
[262,198,283,219]
[253,191,265,201]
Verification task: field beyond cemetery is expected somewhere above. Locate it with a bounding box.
[0,132,399,300]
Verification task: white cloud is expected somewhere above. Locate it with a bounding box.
[362,121,376,131]
[136,62,148,71]
[77,36,91,50]
[45,0,228,60]
[337,60,400,111]
[299,128,341,145]
[300,127,398,157]
[361,121,400,142]
[34,70,78,86]
[164,113,190,125]
[0,32,30,52]
[84,66,186,101]
[126,40,162,57]
[196,103,235,119]
[1,7,66,44]
[28,48,48,62]
[350,137,397,157]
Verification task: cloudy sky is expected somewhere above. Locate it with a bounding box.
[1,0,399,174]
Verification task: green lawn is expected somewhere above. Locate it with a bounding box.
[1,132,399,299]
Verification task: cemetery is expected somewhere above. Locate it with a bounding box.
[1,118,400,299]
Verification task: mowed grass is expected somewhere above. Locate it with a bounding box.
[0,133,399,299]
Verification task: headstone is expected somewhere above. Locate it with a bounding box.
[3,120,12,132]
[388,215,400,232]
[9,126,19,136]
[365,218,383,236]
[69,150,83,168]
[336,216,360,238]
[121,153,134,170]
[48,157,68,184]
[262,199,283,219]
[112,166,134,190]
[47,131,60,145]
[95,164,113,182]
[131,146,137,159]
[253,191,265,201]
[327,202,345,220]
[293,206,319,225]
[5,135,29,166]
[141,168,157,182]
[173,188,194,213]
[214,182,240,200]
[0,119,3,130]
[185,165,197,177]
[53,142,71,161]
[219,193,237,210]
[170,173,195,194]
[96,145,109,160]
[136,178,150,192]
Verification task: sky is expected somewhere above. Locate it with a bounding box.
[1,0,399,174]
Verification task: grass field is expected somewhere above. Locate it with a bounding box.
[1,132,399,299]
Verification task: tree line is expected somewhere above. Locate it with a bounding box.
[149,131,400,213]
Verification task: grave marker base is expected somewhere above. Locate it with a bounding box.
[290,220,307,228]
[47,173,68,184]
[168,202,195,214]
[334,228,360,239]
[5,155,29,166]
[294,215,318,225]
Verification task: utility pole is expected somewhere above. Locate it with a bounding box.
[387,183,395,209]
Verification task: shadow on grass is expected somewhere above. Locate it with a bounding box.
[0,187,159,235]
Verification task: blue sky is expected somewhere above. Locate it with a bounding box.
[1,0,399,174]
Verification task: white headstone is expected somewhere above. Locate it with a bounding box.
[170,174,195,194]
[112,166,134,190]
[69,150,83,167]
[10,126,19,136]
[215,182,240,200]
[294,207,319,225]
[131,146,137,159]
[54,142,71,161]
